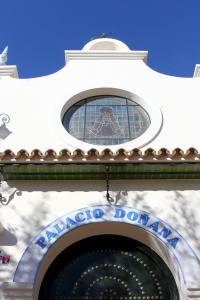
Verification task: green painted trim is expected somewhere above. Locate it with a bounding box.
[2,163,200,180]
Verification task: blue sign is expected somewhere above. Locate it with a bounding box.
[14,205,200,284]
[35,206,179,250]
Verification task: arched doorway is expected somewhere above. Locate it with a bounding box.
[39,235,179,300]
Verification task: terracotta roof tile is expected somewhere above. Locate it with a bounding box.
[171,148,184,160]
[113,148,129,160]
[157,148,170,159]
[1,148,200,163]
[71,149,86,160]
[29,149,43,160]
[57,149,72,160]
[129,148,142,160]
[98,148,114,160]
[0,149,16,160]
[15,149,30,160]
[43,149,58,160]
[85,148,100,160]
[143,148,157,160]
[184,147,199,159]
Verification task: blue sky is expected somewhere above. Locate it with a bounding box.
[0,0,200,78]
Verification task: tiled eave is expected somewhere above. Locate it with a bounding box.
[1,148,200,180]
[1,147,200,162]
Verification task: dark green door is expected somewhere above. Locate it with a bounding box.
[39,235,179,300]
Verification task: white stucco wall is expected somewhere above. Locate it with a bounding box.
[0,38,199,152]
[0,179,200,281]
[0,38,199,299]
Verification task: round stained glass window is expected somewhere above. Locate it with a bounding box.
[62,96,151,146]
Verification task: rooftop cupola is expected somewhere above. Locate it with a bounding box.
[82,38,130,51]
[65,37,148,63]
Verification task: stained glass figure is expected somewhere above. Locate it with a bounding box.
[89,107,124,137]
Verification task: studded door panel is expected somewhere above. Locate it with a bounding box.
[39,235,179,300]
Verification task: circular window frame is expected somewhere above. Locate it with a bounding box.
[59,88,163,150]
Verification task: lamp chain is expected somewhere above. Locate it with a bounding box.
[106,165,114,204]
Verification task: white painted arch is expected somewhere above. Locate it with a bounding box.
[13,206,200,300]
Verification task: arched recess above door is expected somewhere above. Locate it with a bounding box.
[39,234,180,300]
[13,205,200,300]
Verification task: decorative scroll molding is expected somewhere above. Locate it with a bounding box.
[0,114,12,140]
[0,189,22,205]
[0,166,22,205]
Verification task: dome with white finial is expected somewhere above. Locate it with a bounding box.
[82,38,130,51]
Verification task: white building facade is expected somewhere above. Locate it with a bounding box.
[0,38,199,299]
